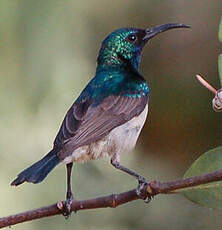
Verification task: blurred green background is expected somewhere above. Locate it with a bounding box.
[0,0,222,229]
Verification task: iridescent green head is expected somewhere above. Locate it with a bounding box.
[97,23,189,69]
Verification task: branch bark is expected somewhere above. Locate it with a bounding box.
[1,169,222,228]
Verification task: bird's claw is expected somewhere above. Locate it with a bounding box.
[63,195,74,219]
[138,176,147,184]
[136,177,152,203]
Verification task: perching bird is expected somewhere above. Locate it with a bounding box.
[11,23,189,216]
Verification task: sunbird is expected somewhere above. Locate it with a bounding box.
[11,23,189,216]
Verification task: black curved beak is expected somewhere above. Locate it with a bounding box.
[143,23,190,41]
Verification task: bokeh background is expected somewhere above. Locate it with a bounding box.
[0,0,222,229]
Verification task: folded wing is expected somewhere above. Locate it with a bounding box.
[54,94,148,159]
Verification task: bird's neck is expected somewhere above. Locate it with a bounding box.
[94,57,149,100]
[94,49,149,99]
[96,58,141,74]
[97,49,141,71]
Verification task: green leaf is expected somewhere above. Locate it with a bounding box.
[183,146,222,209]
[218,54,222,86]
[219,17,222,43]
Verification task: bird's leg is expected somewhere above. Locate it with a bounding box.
[111,154,147,183]
[111,155,151,202]
[63,162,74,218]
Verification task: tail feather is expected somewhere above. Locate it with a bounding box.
[11,149,60,186]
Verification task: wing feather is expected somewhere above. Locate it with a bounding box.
[54,94,149,159]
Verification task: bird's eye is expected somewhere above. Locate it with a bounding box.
[126,34,137,43]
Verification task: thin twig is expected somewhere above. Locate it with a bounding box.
[1,169,222,228]
[196,74,217,94]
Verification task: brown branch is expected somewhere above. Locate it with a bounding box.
[1,169,222,228]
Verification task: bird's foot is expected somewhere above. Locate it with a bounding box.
[136,176,152,203]
[63,195,75,219]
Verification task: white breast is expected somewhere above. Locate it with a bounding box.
[63,104,148,164]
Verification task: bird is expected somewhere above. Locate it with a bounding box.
[11,23,189,216]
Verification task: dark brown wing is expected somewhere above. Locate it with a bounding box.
[54,94,148,157]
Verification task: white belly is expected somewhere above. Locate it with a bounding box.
[63,104,148,164]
